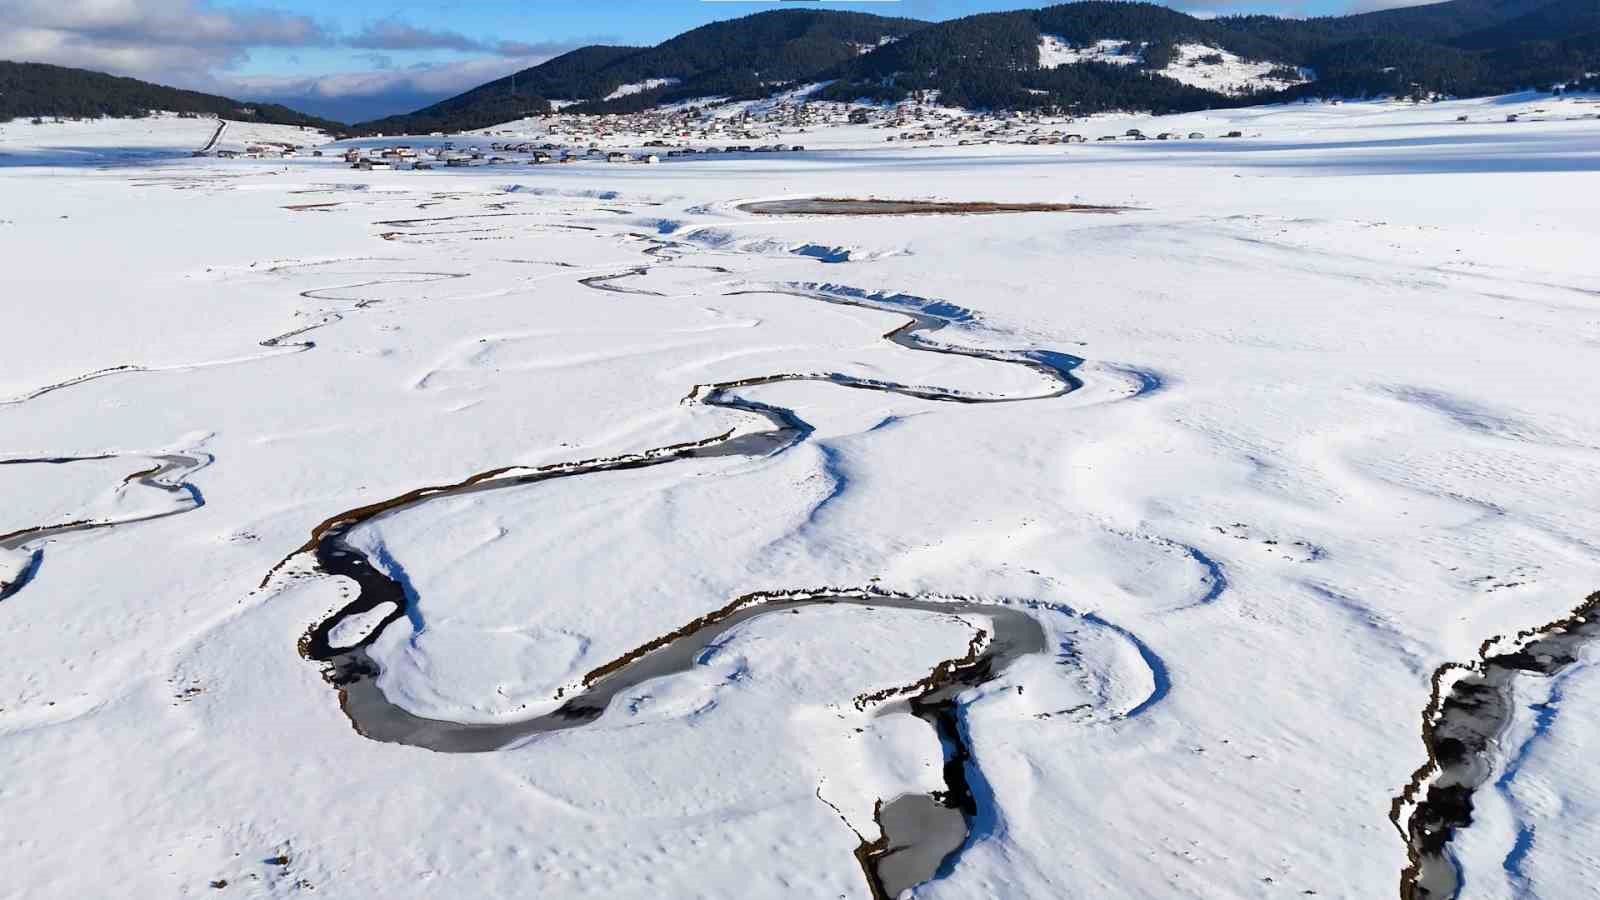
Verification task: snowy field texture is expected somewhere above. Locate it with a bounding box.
[0,113,323,166]
[1,94,1598,899]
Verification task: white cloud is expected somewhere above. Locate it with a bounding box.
[222,54,565,122]
[348,19,483,53]
[0,0,601,121]
[231,55,551,102]
[0,0,328,92]
[0,0,327,49]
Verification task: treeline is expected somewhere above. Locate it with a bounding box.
[0,61,341,130]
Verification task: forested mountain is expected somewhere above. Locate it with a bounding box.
[819,0,1600,113]
[563,8,926,111]
[352,9,928,134]
[356,0,1600,134]
[817,5,1269,110]
[351,45,639,136]
[1249,0,1600,99]
[0,61,341,130]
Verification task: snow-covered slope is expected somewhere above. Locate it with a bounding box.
[1160,43,1310,95]
[604,78,682,101]
[1039,36,1144,69]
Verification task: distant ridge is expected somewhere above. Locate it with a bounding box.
[0,61,344,131]
[360,0,1600,135]
[351,45,643,136]
[351,9,928,134]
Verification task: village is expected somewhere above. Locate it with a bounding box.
[314,95,1259,170]
[177,89,1599,170]
[186,94,1244,168]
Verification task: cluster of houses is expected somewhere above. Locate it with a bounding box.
[1095,127,1242,141]
[461,93,926,153]
[883,119,1245,145]
[853,104,1251,145]
[340,143,640,170]
[655,143,805,156]
[517,103,816,147]
[323,93,1264,173]
[471,95,1258,155]
[336,133,812,171]
[343,144,459,170]
[189,91,1279,175]
[701,98,1255,147]
[212,142,307,160]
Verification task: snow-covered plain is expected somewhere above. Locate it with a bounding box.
[0,113,322,166]
[1,94,1599,898]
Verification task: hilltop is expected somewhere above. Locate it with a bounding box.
[350,9,928,134]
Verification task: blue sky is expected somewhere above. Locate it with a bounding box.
[0,0,1388,122]
[227,0,1346,71]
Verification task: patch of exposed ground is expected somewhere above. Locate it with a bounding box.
[739,198,1129,216]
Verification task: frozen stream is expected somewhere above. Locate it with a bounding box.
[0,452,208,600]
[283,259,1083,897]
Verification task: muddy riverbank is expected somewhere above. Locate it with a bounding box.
[1395,590,1600,899]
[739,198,1128,216]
